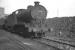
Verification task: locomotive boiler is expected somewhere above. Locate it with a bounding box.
[2,1,47,38]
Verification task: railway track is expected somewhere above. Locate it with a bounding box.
[0,30,74,50]
[33,37,75,49]
[6,31,75,49]
[6,34,63,50]
[43,38,75,47]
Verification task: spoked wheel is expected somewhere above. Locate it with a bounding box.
[34,32,45,38]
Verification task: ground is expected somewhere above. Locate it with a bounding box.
[0,30,62,50]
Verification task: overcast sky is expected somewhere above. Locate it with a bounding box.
[0,0,75,18]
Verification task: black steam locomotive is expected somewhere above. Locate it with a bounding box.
[2,1,47,38]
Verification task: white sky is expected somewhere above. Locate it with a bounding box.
[0,0,75,18]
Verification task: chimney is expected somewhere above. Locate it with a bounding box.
[34,1,40,6]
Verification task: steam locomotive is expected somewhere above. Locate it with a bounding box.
[2,1,47,38]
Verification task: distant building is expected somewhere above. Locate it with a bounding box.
[0,7,4,15]
[0,7,7,18]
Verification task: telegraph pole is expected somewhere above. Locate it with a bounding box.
[57,8,59,17]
